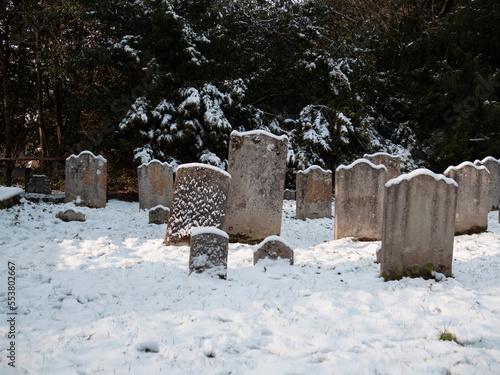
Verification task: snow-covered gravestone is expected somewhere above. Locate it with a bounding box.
[363,152,401,181]
[444,162,491,234]
[189,227,229,279]
[164,163,231,245]
[474,156,500,211]
[380,169,458,279]
[334,159,387,241]
[296,166,332,220]
[253,236,294,265]
[223,130,288,244]
[137,160,173,210]
[0,187,23,209]
[65,151,107,208]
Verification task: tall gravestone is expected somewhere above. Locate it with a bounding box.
[65,151,107,208]
[164,163,231,245]
[474,156,500,211]
[335,159,387,241]
[189,227,229,279]
[296,166,332,220]
[223,130,288,244]
[137,160,174,210]
[363,152,401,180]
[380,169,458,279]
[444,162,491,234]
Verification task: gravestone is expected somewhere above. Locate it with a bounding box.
[253,236,294,265]
[380,169,458,279]
[474,156,500,211]
[27,175,51,194]
[56,209,86,222]
[335,159,387,241]
[164,163,231,245]
[137,160,173,210]
[363,152,401,180]
[296,166,332,220]
[189,227,229,279]
[284,189,296,200]
[0,187,23,209]
[444,161,490,234]
[149,205,170,224]
[65,151,107,208]
[223,130,288,244]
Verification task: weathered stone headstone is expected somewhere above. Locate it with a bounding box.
[296,166,332,220]
[164,163,231,245]
[149,205,170,224]
[65,151,107,208]
[0,187,23,209]
[223,130,288,244]
[474,156,500,211]
[284,189,296,200]
[137,160,173,210]
[189,227,229,279]
[56,209,86,222]
[334,159,387,241]
[253,236,294,265]
[380,169,458,279]
[363,152,401,180]
[444,161,490,234]
[27,175,52,194]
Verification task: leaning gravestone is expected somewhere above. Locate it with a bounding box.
[474,156,500,211]
[137,160,173,210]
[223,130,288,244]
[164,163,231,245]
[296,166,332,220]
[380,169,458,279]
[253,236,294,265]
[27,175,52,194]
[444,161,490,234]
[189,227,229,279]
[363,152,401,180]
[335,159,387,241]
[65,151,107,208]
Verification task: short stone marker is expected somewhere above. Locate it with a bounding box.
[56,209,86,222]
[189,227,229,279]
[137,160,173,210]
[335,159,387,241]
[27,175,52,194]
[65,151,107,208]
[364,152,401,180]
[164,163,231,245]
[149,205,170,224]
[284,189,296,200]
[0,187,23,209]
[444,161,491,235]
[253,236,294,265]
[223,130,288,244]
[380,169,458,279]
[474,156,500,211]
[296,166,332,220]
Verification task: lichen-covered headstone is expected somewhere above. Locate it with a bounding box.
[223,130,288,244]
[189,227,229,279]
[65,151,107,208]
[27,175,51,194]
[137,160,173,210]
[296,166,332,220]
[335,159,387,241]
[474,156,500,211]
[253,236,294,265]
[444,161,491,234]
[364,152,401,180]
[380,169,458,279]
[149,205,170,224]
[164,163,231,245]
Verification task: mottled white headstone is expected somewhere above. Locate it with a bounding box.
[137,160,173,210]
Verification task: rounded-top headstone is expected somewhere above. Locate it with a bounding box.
[189,227,229,279]
[253,235,294,265]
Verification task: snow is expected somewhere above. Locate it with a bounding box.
[66,151,107,163]
[474,156,499,164]
[363,152,401,159]
[297,165,332,175]
[386,168,458,188]
[191,227,229,239]
[138,160,172,169]
[444,161,490,175]
[231,129,288,142]
[336,158,387,172]
[177,162,231,178]
[1,199,500,374]
[0,187,23,201]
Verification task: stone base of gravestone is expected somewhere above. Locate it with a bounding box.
[189,227,229,279]
[56,209,86,222]
[138,160,174,210]
[296,166,332,220]
[284,189,296,200]
[363,152,401,180]
[27,175,52,194]
[149,206,170,224]
[0,187,23,209]
[253,236,294,265]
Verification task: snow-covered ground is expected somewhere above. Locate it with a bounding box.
[1,199,499,374]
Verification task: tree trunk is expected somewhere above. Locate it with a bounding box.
[0,25,13,160]
[35,30,49,157]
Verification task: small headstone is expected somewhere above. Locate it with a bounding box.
[380,169,458,279]
[56,209,86,222]
[0,187,23,209]
[296,166,332,220]
[164,163,231,245]
[149,205,170,224]
[335,159,387,241]
[474,156,500,211]
[223,130,288,244]
[27,175,52,194]
[253,236,294,265]
[189,227,229,279]
[137,160,174,210]
[364,152,401,180]
[444,161,490,234]
[65,151,107,208]
[284,189,296,200]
